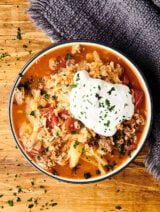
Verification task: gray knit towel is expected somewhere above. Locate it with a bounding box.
[28,0,160,179]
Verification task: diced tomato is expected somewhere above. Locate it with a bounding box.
[44,107,58,129]
[132,89,143,111]
[121,74,129,85]
[65,117,80,132]
[59,55,67,67]
[59,109,69,119]
[29,145,44,156]
[124,144,136,151]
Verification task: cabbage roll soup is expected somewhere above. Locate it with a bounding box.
[12,43,148,181]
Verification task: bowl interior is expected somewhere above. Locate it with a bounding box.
[8,41,152,184]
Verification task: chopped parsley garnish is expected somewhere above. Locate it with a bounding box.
[109,105,115,111]
[16,197,21,202]
[118,144,126,155]
[66,53,74,59]
[18,188,22,193]
[72,164,80,173]
[84,172,91,179]
[0,195,3,198]
[108,87,115,95]
[95,93,102,100]
[73,141,80,149]
[82,147,85,153]
[0,52,10,59]
[30,111,35,117]
[28,204,34,208]
[23,45,27,48]
[115,206,122,210]
[96,170,101,175]
[50,203,57,207]
[37,156,41,161]
[39,78,44,82]
[39,185,44,188]
[7,200,13,206]
[55,132,59,136]
[16,27,22,40]
[71,131,79,134]
[27,198,33,202]
[76,73,80,81]
[52,169,58,175]
[104,120,110,127]
[112,161,117,166]
[105,99,110,107]
[69,84,77,89]
[41,90,47,95]
[98,85,101,90]
[52,95,56,99]
[104,164,114,171]
[19,73,24,79]
[45,94,50,99]
[124,103,128,107]
[31,181,34,186]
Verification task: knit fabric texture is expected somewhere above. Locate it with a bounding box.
[28,0,160,179]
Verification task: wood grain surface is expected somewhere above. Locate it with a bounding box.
[0,1,159,211]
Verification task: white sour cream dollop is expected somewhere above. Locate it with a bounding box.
[70,70,134,137]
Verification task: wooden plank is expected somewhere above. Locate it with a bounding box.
[0,0,159,211]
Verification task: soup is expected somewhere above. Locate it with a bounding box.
[12,43,147,180]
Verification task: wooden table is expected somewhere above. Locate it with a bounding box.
[0,1,159,211]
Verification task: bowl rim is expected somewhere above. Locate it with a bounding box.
[8,40,153,184]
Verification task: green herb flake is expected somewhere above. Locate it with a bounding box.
[76,73,80,81]
[28,204,34,208]
[104,120,110,127]
[108,87,115,95]
[45,94,50,100]
[23,45,27,48]
[71,131,79,134]
[95,93,102,100]
[39,185,44,189]
[52,169,58,175]
[0,195,3,198]
[105,99,110,107]
[16,27,22,40]
[7,200,13,207]
[96,170,101,175]
[50,203,57,207]
[73,141,80,149]
[0,53,10,59]
[18,188,22,193]
[69,84,77,89]
[30,111,35,117]
[19,73,24,79]
[55,132,59,136]
[66,53,74,59]
[115,206,122,210]
[84,172,91,179]
[39,78,44,82]
[31,181,34,186]
[16,197,21,202]
[37,156,41,161]
[27,198,32,202]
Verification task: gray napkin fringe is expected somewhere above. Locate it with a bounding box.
[28,0,160,180]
